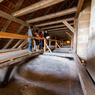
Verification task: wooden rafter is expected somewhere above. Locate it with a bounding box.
[75,0,84,18]
[26,7,77,23]
[12,0,65,17]
[35,17,74,27]
[13,5,54,49]
[0,0,3,3]
[3,25,24,49]
[12,40,23,49]
[66,32,72,38]
[48,27,68,31]
[45,42,52,53]
[48,30,70,33]
[18,40,27,48]
[11,0,70,49]
[56,0,76,20]
[41,23,74,30]
[0,10,27,26]
[62,21,74,33]
[1,0,25,32]
[35,0,69,25]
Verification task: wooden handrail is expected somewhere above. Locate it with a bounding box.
[0,32,62,53]
[0,32,61,42]
[0,32,44,40]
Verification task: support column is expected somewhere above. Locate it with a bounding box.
[73,19,78,53]
[44,39,46,52]
[71,34,74,48]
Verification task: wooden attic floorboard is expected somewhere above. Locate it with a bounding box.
[0,49,29,62]
[0,48,84,95]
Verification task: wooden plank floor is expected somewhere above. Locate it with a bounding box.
[0,49,29,61]
[0,48,84,95]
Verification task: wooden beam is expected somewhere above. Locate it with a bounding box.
[75,0,84,18]
[71,34,74,48]
[0,0,3,3]
[12,0,66,50]
[56,42,61,48]
[34,0,68,25]
[18,40,27,48]
[12,40,23,49]
[12,0,65,17]
[0,50,43,64]
[1,0,25,32]
[1,21,11,32]
[48,30,70,33]
[26,7,77,23]
[35,17,74,27]
[62,21,74,33]
[3,25,24,49]
[0,10,27,26]
[45,43,52,53]
[56,0,76,20]
[66,32,72,38]
[48,27,68,31]
[27,5,53,24]
[44,39,46,52]
[1,0,24,32]
[73,19,78,52]
[24,44,28,49]
[42,23,74,30]
[12,32,28,49]
[0,32,44,40]
[0,48,21,53]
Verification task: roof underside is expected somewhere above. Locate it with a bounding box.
[0,0,79,49]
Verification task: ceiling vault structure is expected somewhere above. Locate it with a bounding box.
[0,0,81,49]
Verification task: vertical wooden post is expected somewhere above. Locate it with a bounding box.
[62,40,64,46]
[55,40,57,48]
[71,34,74,49]
[73,19,78,52]
[44,39,46,52]
[60,41,61,46]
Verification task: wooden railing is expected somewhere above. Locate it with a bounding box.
[0,32,62,53]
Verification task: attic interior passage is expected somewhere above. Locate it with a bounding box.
[0,48,83,95]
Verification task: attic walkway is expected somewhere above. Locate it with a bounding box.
[0,47,84,95]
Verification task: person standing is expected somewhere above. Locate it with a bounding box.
[35,29,40,51]
[28,26,33,52]
[44,30,49,38]
[44,30,50,45]
[39,32,43,50]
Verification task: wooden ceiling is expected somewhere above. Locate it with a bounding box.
[0,0,79,49]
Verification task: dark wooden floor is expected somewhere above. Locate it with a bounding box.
[0,48,84,95]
